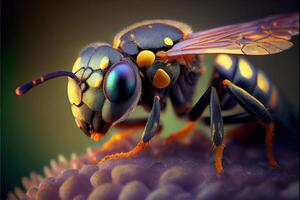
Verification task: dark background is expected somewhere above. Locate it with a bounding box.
[1,0,299,198]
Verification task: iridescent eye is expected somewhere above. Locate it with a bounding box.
[104,62,136,103]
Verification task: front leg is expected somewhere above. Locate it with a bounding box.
[99,96,161,164]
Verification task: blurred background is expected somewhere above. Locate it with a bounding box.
[1,0,299,198]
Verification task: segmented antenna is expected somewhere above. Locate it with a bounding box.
[15,71,80,96]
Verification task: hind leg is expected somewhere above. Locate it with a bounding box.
[222,80,278,168]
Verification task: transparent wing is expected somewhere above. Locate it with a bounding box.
[161,13,299,58]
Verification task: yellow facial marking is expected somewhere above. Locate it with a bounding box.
[257,72,269,93]
[67,78,82,105]
[136,50,155,68]
[87,72,103,88]
[72,57,82,73]
[216,54,232,70]
[95,76,103,88]
[269,87,279,107]
[164,37,173,46]
[239,58,253,79]
[153,69,171,89]
[99,56,110,71]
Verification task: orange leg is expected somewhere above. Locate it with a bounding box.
[265,122,278,168]
[213,122,278,174]
[90,130,137,164]
[214,143,225,175]
[99,141,149,164]
[101,130,136,151]
[165,121,196,144]
[213,123,257,175]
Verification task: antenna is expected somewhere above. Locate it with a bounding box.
[16,70,80,96]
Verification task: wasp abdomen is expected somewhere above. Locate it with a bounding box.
[212,55,280,111]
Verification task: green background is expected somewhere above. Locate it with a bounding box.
[1,0,299,198]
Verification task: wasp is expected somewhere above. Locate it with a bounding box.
[16,13,299,174]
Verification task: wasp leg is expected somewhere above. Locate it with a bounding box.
[264,122,278,168]
[222,79,278,168]
[141,96,161,142]
[187,86,225,175]
[90,130,137,164]
[96,118,152,154]
[100,130,136,152]
[208,87,225,175]
[165,122,196,144]
[203,112,255,125]
[92,118,152,163]
[99,96,161,164]
[99,141,150,164]
[165,86,212,144]
[204,112,260,143]
[223,80,272,124]
[115,118,149,129]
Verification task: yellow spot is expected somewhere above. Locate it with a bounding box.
[222,79,231,86]
[257,72,269,93]
[72,57,82,73]
[67,78,82,105]
[86,72,103,88]
[238,58,253,79]
[95,76,103,88]
[152,69,171,89]
[99,56,109,70]
[164,37,173,46]
[136,50,155,68]
[269,87,279,107]
[216,55,232,70]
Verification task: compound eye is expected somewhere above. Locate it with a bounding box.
[104,62,137,103]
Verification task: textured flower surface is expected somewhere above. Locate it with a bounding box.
[7,130,299,200]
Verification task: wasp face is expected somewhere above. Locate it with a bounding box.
[68,44,141,141]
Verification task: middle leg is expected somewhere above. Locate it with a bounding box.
[167,85,226,174]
